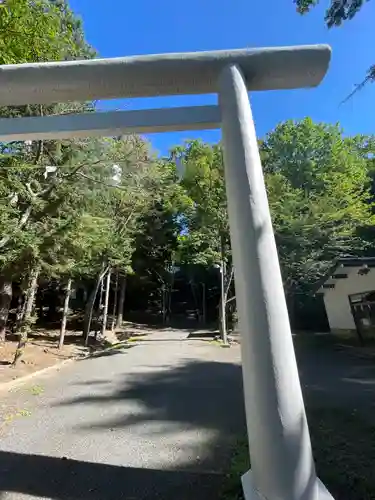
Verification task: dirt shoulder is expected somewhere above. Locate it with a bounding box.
[0,329,84,386]
[0,322,163,388]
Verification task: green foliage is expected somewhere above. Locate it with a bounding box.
[170,122,375,300]
[294,0,370,26]
[0,0,193,343]
[132,158,190,284]
[0,0,94,65]
[262,118,374,292]
[175,140,230,267]
[0,0,98,284]
[73,137,162,277]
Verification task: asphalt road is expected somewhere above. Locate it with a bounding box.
[0,329,245,499]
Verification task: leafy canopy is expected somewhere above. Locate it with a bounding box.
[295,0,370,27]
[261,118,375,292]
[0,0,94,65]
[175,140,230,267]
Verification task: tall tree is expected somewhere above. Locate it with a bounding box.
[170,124,375,331]
[131,158,189,324]
[78,137,167,342]
[175,141,234,342]
[0,0,95,347]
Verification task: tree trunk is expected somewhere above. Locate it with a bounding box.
[218,232,228,343]
[58,278,72,349]
[161,284,166,325]
[12,268,39,366]
[14,293,25,334]
[219,259,228,344]
[99,274,105,310]
[111,271,119,332]
[83,264,109,346]
[24,271,39,322]
[101,268,111,339]
[0,279,12,342]
[167,270,175,325]
[202,282,206,326]
[190,280,201,322]
[116,275,126,329]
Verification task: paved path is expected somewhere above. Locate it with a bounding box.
[0,330,245,499]
[2,330,375,500]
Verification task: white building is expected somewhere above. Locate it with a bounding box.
[319,257,375,341]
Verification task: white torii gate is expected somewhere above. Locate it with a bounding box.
[0,45,333,500]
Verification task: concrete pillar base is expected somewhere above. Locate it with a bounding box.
[242,470,334,500]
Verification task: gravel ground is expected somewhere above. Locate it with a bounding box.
[0,329,245,499]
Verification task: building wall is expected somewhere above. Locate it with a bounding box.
[323,267,375,333]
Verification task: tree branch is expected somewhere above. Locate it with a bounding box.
[226,295,236,304]
[119,209,135,234]
[34,140,44,165]
[33,106,44,165]
[0,205,32,249]
[224,265,234,302]
[62,158,105,179]
[340,72,373,105]
[26,179,57,199]
[61,143,138,180]
[77,172,130,191]
[2,172,58,251]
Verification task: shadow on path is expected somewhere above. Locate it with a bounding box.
[61,359,246,473]
[0,358,246,499]
[0,450,224,500]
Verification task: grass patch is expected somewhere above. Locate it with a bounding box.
[209,339,224,346]
[107,341,131,350]
[16,408,32,417]
[221,437,249,499]
[310,407,375,499]
[3,408,32,423]
[28,384,44,396]
[208,339,232,348]
[121,334,149,343]
[222,407,375,500]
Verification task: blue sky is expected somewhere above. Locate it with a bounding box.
[69,0,375,156]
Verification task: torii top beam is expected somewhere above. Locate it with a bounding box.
[0,45,331,106]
